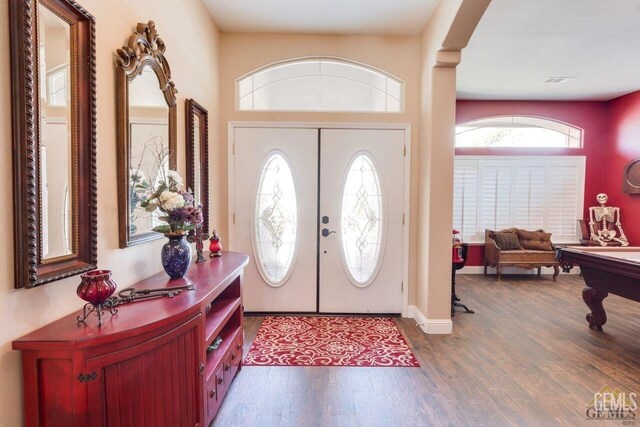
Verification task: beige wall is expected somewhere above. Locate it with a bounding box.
[219,33,421,304]
[0,0,220,424]
[415,0,490,329]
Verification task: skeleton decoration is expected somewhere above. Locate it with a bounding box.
[588,193,629,246]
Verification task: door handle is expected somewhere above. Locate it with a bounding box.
[321,228,336,237]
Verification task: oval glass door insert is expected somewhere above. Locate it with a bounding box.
[254,152,298,286]
[340,153,384,286]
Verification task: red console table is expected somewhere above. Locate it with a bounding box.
[13,252,248,427]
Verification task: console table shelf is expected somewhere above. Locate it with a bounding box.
[205,297,242,345]
[13,251,248,427]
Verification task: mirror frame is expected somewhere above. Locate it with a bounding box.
[9,0,97,289]
[185,99,209,236]
[115,21,177,248]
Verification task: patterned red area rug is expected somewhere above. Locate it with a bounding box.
[244,316,420,367]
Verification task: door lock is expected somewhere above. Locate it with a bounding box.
[321,228,336,237]
[322,216,330,224]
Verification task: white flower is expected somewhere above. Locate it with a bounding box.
[158,191,185,211]
[167,170,184,187]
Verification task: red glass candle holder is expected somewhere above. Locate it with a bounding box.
[209,230,222,258]
[76,270,118,327]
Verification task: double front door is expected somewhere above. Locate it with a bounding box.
[233,127,405,313]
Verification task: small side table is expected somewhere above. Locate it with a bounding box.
[452,243,474,317]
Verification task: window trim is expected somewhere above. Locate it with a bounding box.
[236,56,405,113]
[456,115,584,149]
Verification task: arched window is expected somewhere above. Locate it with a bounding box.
[456,116,583,148]
[237,58,403,113]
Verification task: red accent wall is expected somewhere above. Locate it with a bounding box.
[603,91,640,246]
[456,100,608,265]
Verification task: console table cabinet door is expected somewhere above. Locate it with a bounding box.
[86,315,202,426]
[22,350,90,427]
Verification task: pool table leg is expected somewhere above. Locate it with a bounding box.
[582,286,608,331]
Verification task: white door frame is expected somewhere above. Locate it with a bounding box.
[227,121,412,317]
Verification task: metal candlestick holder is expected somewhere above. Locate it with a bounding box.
[77,299,118,328]
[188,224,206,263]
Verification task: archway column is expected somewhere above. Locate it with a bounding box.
[411,0,491,334]
[413,51,460,334]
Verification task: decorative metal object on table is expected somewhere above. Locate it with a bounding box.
[77,278,195,327]
[452,230,474,317]
[188,224,206,263]
[76,270,119,327]
[209,229,222,258]
[112,284,195,304]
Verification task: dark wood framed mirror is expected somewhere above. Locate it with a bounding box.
[116,21,177,248]
[185,99,209,236]
[9,0,97,289]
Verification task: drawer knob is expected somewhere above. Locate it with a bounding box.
[209,390,215,399]
[231,353,236,360]
[224,363,230,372]
[217,376,223,385]
[198,363,205,375]
[236,343,242,350]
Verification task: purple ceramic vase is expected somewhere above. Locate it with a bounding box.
[161,234,192,279]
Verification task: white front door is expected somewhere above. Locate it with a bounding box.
[319,129,405,313]
[232,126,406,313]
[234,127,318,312]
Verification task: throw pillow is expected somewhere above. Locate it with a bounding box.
[491,231,522,251]
[517,229,553,251]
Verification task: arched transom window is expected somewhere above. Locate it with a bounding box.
[456,116,583,148]
[237,58,404,113]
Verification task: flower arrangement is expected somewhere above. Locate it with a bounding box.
[136,169,203,236]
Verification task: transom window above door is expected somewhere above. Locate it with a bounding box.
[456,116,583,148]
[237,58,404,112]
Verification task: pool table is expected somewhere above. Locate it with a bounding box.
[556,246,640,331]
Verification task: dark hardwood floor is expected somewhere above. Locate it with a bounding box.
[213,274,640,426]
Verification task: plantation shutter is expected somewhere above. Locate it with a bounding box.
[546,164,581,240]
[453,160,479,240]
[481,162,512,233]
[512,166,545,230]
[453,156,585,243]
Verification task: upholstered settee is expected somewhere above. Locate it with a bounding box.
[484,228,560,282]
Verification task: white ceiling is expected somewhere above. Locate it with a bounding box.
[203,0,440,36]
[457,0,640,101]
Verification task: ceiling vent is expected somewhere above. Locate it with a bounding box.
[543,77,576,84]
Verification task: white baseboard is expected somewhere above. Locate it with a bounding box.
[460,266,581,275]
[407,305,453,334]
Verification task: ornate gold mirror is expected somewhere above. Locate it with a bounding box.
[10,0,97,288]
[186,99,209,236]
[116,21,177,247]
